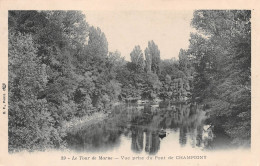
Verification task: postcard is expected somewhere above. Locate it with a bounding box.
[0,0,259,166]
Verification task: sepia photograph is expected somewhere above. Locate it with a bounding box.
[0,0,259,165]
[7,9,251,153]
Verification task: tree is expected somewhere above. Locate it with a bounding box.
[144,49,152,73]
[107,50,126,79]
[145,41,161,75]
[85,26,108,59]
[190,10,251,145]
[130,45,145,72]
[179,49,192,76]
[8,10,116,152]
[8,32,66,152]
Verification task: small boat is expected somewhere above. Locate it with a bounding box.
[150,104,159,108]
[142,100,149,104]
[158,129,167,139]
[136,106,144,110]
[137,100,149,104]
[137,100,142,104]
[154,98,163,103]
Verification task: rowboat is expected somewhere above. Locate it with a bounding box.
[158,129,167,138]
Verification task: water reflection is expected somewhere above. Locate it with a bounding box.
[66,122,122,152]
[131,126,144,153]
[144,130,160,154]
[66,102,218,154]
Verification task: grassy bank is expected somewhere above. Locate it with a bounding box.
[63,112,108,133]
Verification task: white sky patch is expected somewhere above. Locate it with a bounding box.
[83,10,196,61]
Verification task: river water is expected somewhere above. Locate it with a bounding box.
[66,101,232,154]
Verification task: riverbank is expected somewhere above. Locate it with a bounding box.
[63,102,123,133]
[63,112,108,133]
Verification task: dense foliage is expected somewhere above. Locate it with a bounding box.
[187,10,251,146]
[8,10,250,152]
[8,11,121,152]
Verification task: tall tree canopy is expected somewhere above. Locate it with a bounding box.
[130,45,145,71]
[145,40,161,75]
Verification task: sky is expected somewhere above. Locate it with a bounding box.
[83,10,195,61]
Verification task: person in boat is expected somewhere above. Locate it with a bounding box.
[158,129,167,139]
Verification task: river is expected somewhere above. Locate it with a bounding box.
[65,101,233,154]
